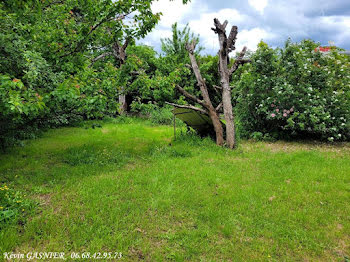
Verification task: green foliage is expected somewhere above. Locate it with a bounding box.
[131,103,174,125]
[0,0,190,149]
[0,75,45,149]
[161,22,202,63]
[234,40,350,141]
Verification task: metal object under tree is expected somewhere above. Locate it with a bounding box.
[172,107,226,139]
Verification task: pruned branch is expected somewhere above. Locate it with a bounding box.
[165,102,207,114]
[227,26,238,53]
[176,85,205,107]
[229,46,250,75]
[185,40,212,109]
[211,18,228,34]
[112,37,130,64]
[185,40,196,54]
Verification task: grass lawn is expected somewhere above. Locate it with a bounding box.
[0,118,349,261]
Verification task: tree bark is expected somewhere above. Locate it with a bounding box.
[186,41,224,146]
[212,18,250,149]
[213,19,236,148]
[112,40,129,114]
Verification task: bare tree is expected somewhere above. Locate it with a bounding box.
[169,18,250,148]
[212,18,250,148]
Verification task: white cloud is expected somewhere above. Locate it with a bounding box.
[248,0,269,15]
[237,28,273,51]
[151,0,197,28]
[141,28,173,49]
[188,8,248,53]
[139,0,350,53]
[188,9,272,52]
[140,0,206,52]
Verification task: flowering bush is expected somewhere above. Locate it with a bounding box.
[234,40,350,141]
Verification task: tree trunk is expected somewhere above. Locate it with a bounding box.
[218,49,236,149]
[186,41,225,146]
[119,87,127,114]
[113,40,128,115]
[213,19,240,149]
[208,108,224,146]
[222,85,235,148]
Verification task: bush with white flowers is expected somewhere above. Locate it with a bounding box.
[234,39,350,141]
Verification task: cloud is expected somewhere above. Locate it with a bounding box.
[248,0,268,15]
[151,0,196,28]
[139,0,350,53]
[140,0,206,52]
[188,9,274,52]
[238,28,275,51]
[188,8,249,53]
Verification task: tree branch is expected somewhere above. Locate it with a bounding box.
[213,85,222,91]
[229,46,250,75]
[122,37,130,51]
[227,26,238,53]
[211,18,227,34]
[176,85,205,107]
[89,52,113,67]
[185,40,212,109]
[60,12,128,58]
[165,102,208,114]
[215,102,223,112]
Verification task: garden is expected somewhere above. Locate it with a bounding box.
[0,0,350,261]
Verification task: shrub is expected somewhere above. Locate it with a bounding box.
[131,102,174,125]
[234,40,350,141]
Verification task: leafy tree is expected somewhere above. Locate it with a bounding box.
[0,0,190,148]
[161,22,202,64]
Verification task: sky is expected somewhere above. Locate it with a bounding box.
[139,0,350,55]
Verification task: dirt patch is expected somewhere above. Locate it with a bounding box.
[35,193,52,206]
[101,128,110,134]
[242,141,350,154]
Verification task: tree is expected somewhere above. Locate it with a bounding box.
[168,18,250,148]
[87,3,191,114]
[161,22,202,64]
[212,18,250,148]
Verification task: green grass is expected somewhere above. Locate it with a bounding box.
[0,118,349,261]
